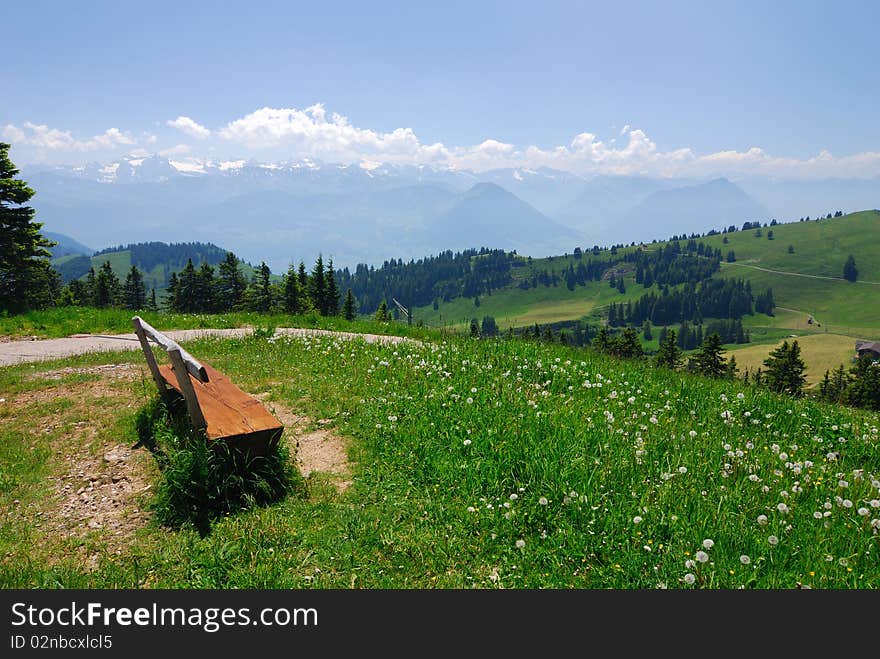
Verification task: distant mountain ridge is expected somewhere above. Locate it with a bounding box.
[25,155,878,270]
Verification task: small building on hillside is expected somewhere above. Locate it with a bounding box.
[855,340,880,360]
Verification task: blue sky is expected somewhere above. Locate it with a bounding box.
[3,0,879,178]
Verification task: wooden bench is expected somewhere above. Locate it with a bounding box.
[132,316,284,455]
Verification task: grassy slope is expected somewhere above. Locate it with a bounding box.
[0,307,434,340]
[416,211,880,336]
[1,332,877,588]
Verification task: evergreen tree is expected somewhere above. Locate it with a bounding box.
[297,261,309,292]
[726,354,739,379]
[617,327,643,358]
[174,259,198,312]
[309,255,326,313]
[592,327,612,353]
[763,340,807,396]
[283,263,303,314]
[324,258,340,316]
[375,299,389,322]
[694,333,727,378]
[217,251,246,311]
[195,262,217,312]
[65,279,88,306]
[844,355,880,411]
[642,320,653,341]
[342,288,357,321]
[92,261,121,308]
[655,329,682,369]
[481,315,499,337]
[122,265,147,310]
[843,255,858,282]
[166,272,179,311]
[0,143,56,313]
[470,318,480,338]
[147,287,158,312]
[251,262,274,312]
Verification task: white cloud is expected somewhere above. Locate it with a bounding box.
[218,104,449,163]
[166,116,211,139]
[159,143,191,157]
[2,124,26,142]
[6,105,880,180]
[3,122,135,151]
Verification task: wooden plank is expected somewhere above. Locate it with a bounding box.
[168,348,208,431]
[132,317,172,403]
[131,316,208,383]
[158,362,283,445]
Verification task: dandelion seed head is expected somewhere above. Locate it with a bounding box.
[684,573,696,585]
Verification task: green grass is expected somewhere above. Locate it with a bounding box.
[0,306,436,341]
[413,211,880,340]
[1,331,878,588]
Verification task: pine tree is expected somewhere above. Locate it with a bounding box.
[0,143,57,313]
[309,255,326,314]
[843,255,858,282]
[147,288,158,312]
[481,316,498,337]
[655,329,682,369]
[324,258,340,316]
[174,259,198,312]
[592,327,611,353]
[694,333,727,378]
[122,265,147,310]
[252,262,274,312]
[726,354,738,379]
[297,261,309,293]
[845,356,880,410]
[763,340,807,397]
[217,251,246,312]
[470,318,480,338]
[642,320,653,341]
[375,299,389,322]
[618,327,643,358]
[93,261,121,308]
[283,263,303,314]
[342,288,357,321]
[195,262,217,312]
[166,272,179,310]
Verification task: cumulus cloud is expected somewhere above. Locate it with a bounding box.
[159,143,191,157]
[166,116,211,139]
[5,105,880,180]
[218,104,449,163]
[2,122,135,151]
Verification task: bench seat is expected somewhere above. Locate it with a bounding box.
[157,362,284,455]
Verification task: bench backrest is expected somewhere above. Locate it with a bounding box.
[132,316,208,430]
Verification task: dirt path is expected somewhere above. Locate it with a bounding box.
[724,261,880,285]
[0,327,415,367]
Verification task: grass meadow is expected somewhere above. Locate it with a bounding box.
[1,329,878,588]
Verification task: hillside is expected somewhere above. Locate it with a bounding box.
[43,231,93,259]
[401,210,880,382]
[50,240,259,291]
[2,327,878,588]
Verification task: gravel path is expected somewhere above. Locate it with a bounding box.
[0,328,415,367]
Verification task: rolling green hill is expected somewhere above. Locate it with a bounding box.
[51,241,266,292]
[411,210,880,381]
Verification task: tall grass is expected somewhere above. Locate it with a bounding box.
[135,397,304,535]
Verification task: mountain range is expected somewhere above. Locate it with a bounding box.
[22,155,879,271]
